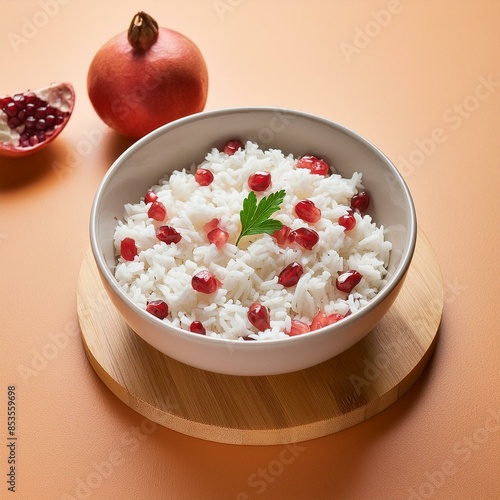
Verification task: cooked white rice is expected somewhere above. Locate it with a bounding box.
[113,141,391,340]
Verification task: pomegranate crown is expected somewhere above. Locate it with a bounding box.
[127,11,159,51]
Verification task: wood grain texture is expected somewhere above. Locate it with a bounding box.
[77,230,442,445]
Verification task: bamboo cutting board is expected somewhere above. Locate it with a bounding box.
[77,230,442,445]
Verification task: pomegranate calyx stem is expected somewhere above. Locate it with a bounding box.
[128,11,159,51]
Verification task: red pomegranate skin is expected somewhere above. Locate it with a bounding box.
[87,17,208,139]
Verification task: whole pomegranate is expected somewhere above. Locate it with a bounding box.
[87,12,208,139]
[0,82,75,157]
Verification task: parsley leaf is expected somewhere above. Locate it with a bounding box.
[236,189,286,247]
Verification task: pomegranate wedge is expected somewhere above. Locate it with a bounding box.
[0,82,75,157]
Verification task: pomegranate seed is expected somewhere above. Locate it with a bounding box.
[207,227,229,249]
[120,237,137,261]
[336,270,363,293]
[296,155,330,176]
[289,227,319,250]
[294,200,321,223]
[247,303,270,331]
[203,218,220,234]
[25,116,36,128]
[248,171,271,192]
[272,225,292,247]
[24,93,36,105]
[35,107,47,119]
[310,311,344,331]
[4,102,18,117]
[12,94,25,108]
[310,312,327,331]
[287,319,310,336]
[351,191,370,213]
[145,190,158,203]
[25,103,35,116]
[338,210,356,231]
[328,313,345,323]
[189,321,206,334]
[156,225,182,244]
[223,139,244,155]
[195,168,214,186]
[310,159,330,176]
[147,200,167,221]
[278,262,304,287]
[192,270,222,294]
[146,300,169,320]
[7,117,21,128]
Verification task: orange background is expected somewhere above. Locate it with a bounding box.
[1,1,499,499]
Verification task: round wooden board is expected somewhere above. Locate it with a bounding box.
[77,230,442,445]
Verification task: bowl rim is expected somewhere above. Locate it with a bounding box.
[90,106,417,347]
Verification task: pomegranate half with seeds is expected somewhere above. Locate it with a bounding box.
[87,11,208,139]
[0,82,75,157]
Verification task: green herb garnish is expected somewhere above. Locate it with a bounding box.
[236,189,286,247]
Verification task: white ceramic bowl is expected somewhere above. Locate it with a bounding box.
[90,107,416,376]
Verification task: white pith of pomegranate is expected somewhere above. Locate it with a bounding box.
[0,82,74,157]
